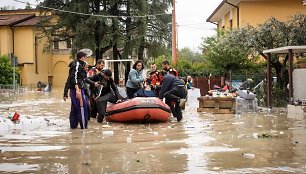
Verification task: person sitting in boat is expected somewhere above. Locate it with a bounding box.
[159,73,187,122]
[126,60,145,99]
[85,69,121,123]
[147,63,161,85]
[87,59,105,119]
[146,63,157,76]
[144,63,162,96]
[161,60,178,77]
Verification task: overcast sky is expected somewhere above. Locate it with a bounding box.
[2,0,223,52]
[176,0,223,52]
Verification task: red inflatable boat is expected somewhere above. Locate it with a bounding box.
[106,97,171,123]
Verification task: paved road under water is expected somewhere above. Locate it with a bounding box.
[0,88,306,173]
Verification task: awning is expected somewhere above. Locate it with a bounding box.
[263,45,306,108]
[263,46,306,54]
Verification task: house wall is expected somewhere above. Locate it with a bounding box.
[217,0,306,29]
[240,0,306,27]
[0,24,75,87]
[231,7,239,28]
[0,27,13,54]
[51,58,69,87]
[1,10,112,88]
[13,27,53,86]
[14,27,34,63]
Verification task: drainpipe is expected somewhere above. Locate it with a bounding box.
[9,26,15,54]
[9,26,16,94]
[225,0,239,27]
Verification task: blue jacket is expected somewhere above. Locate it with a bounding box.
[126,69,144,89]
[159,74,185,99]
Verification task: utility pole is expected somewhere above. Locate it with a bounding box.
[13,55,16,94]
[172,0,177,67]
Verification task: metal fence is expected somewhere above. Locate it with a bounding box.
[0,84,26,94]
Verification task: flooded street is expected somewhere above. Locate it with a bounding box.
[1,88,306,173]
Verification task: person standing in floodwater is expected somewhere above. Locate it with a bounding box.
[126,60,144,99]
[159,73,187,122]
[63,49,92,129]
[186,75,193,89]
[87,59,105,119]
[161,60,178,77]
[86,69,122,123]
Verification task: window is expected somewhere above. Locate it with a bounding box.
[53,40,59,49]
[66,38,72,49]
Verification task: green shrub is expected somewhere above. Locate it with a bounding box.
[0,55,19,85]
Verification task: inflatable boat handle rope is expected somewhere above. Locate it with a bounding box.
[143,114,151,123]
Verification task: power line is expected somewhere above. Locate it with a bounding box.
[178,25,216,30]
[178,22,208,26]
[13,0,170,18]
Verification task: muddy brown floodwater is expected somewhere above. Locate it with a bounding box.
[0,88,306,174]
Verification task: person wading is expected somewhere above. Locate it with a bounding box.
[159,73,187,122]
[87,59,105,119]
[86,69,121,123]
[63,49,92,129]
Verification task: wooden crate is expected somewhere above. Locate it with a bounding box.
[197,96,235,114]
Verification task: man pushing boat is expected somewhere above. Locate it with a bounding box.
[85,69,122,123]
[159,73,187,122]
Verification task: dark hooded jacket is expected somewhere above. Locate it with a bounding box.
[85,70,120,100]
[63,59,87,97]
[159,73,185,99]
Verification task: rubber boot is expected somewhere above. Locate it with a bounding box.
[97,114,104,123]
[176,112,183,122]
[170,105,176,117]
[175,103,183,122]
[91,103,97,118]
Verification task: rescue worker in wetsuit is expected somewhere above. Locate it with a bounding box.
[63,49,92,129]
[85,69,121,123]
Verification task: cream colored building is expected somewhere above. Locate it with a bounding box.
[0,9,94,88]
[207,0,306,29]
